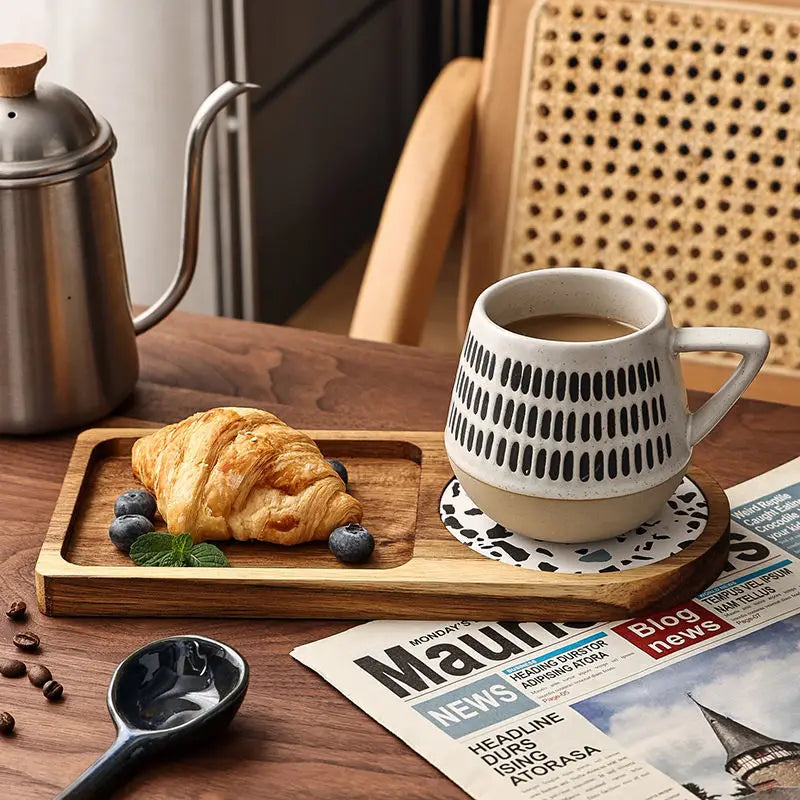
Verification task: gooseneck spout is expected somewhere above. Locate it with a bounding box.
[133,81,258,334]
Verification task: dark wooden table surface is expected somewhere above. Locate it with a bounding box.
[1,311,799,800]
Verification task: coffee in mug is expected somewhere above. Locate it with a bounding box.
[445,268,770,543]
[504,313,637,342]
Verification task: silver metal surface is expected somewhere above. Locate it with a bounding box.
[232,0,258,321]
[0,82,114,180]
[211,0,238,317]
[0,75,257,433]
[132,80,257,334]
[210,0,258,320]
[0,163,138,433]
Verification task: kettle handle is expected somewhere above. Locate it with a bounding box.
[133,81,258,335]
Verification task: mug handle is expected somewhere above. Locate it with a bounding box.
[672,327,770,447]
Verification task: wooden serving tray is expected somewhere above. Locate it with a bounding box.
[35,428,730,620]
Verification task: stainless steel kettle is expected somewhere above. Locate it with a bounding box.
[0,43,257,433]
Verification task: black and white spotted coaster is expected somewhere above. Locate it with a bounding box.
[439,476,709,574]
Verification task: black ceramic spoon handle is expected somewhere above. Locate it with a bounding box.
[56,735,145,800]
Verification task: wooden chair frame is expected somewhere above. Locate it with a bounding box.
[350,0,800,405]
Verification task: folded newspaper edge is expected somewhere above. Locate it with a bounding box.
[293,457,800,800]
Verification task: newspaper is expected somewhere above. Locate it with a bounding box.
[292,458,800,800]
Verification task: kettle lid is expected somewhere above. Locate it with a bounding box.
[0,43,115,181]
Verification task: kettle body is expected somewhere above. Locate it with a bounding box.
[0,44,256,433]
[0,160,138,432]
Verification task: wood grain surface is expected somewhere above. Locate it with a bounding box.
[1,310,800,799]
[51,431,422,573]
[37,429,731,621]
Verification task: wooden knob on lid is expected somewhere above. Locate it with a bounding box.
[0,43,47,98]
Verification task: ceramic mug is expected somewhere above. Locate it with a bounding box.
[444,268,769,542]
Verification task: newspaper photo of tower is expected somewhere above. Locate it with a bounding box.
[572,616,800,799]
[689,694,800,797]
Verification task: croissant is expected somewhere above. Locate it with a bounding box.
[131,407,362,545]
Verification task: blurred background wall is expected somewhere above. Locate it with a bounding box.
[1,0,487,323]
[1,0,220,314]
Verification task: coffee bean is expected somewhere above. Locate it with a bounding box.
[27,664,52,688]
[42,680,63,701]
[0,659,26,678]
[12,632,39,652]
[5,601,26,621]
[0,712,14,734]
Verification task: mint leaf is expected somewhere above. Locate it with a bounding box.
[130,533,185,567]
[171,533,195,564]
[186,542,230,567]
[129,531,229,567]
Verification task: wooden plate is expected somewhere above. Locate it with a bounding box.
[35,429,729,620]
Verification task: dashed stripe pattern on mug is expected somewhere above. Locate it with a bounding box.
[448,333,672,484]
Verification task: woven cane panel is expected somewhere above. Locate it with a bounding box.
[507,0,800,369]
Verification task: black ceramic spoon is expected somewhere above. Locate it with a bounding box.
[57,634,249,799]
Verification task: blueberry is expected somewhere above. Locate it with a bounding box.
[326,459,348,489]
[109,514,155,553]
[114,489,157,521]
[329,523,374,563]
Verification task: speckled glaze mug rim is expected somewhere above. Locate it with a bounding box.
[477,268,668,349]
[446,267,686,503]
